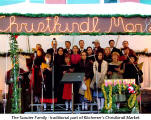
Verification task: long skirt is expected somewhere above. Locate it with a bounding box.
[79,78,92,102]
[62,83,72,100]
[84,78,92,102]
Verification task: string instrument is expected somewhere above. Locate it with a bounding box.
[41,62,53,70]
[41,63,49,70]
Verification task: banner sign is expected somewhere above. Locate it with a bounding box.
[0,16,150,33]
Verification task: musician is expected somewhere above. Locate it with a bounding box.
[119,47,137,64]
[107,52,124,109]
[123,55,143,85]
[62,54,74,111]
[5,68,25,113]
[108,52,124,79]
[90,51,108,111]
[78,51,93,111]
[71,45,81,72]
[70,45,81,103]
[78,40,86,54]
[32,48,45,103]
[47,38,58,56]
[26,44,43,71]
[64,41,72,55]
[40,54,57,110]
[121,41,137,57]
[92,40,104,55]
[104,47,112,63]
[54,47,65,103]
[36,44,42,52]
[86,46,95,63]
[109,40,121,55]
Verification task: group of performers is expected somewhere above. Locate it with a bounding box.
[5,39,143,113]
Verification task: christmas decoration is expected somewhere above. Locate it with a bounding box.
[101,81,140,113]
[9,34,21,113]
[102,84,112,110]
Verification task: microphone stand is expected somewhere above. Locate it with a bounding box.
[4,52,8,114]
[92,47,100,113]
[127,55,142,113]
[40,66,45,111]
[52,46,55,113]
[93,54,100,113]
[30,52,36,112]
[18,69,22,113]
[96,63,100,114]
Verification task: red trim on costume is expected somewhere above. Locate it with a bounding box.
[40,98,57,103]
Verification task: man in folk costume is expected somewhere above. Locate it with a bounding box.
[5,68,28,113]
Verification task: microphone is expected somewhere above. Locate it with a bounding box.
[33,52,37,62]
[52,38,56,46]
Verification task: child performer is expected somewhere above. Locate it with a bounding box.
[62,54,74,111]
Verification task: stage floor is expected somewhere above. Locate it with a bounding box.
[0,88,151,114]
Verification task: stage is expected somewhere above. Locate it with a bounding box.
[23,88,151,114]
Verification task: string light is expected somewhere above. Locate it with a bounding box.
[0,16,150,33]
[105,17,143,33]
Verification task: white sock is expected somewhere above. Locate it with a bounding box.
[100,98,105,110]
[85,103,88,110]
[44,104,46,109]
[117,103,120,109]
[51,104,53,110]
[97,98,101,110]
[69,101,72,110]
[82,102,85,110]
[35,96,38,103]
[65,101,69,110]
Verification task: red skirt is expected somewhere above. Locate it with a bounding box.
[62,83,72,100]
[40,98,57,103]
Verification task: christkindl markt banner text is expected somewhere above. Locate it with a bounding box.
[0,15,151,33]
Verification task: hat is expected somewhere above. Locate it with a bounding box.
[92,39,100,44]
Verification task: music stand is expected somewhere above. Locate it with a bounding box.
[61,73,85,113]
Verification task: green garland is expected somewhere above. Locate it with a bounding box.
[101,83,140,114]
[0,52,31,57]
[9,35,21,113]
[136,52,151,57]
[0,13,151,18]
[0,32,151,36]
